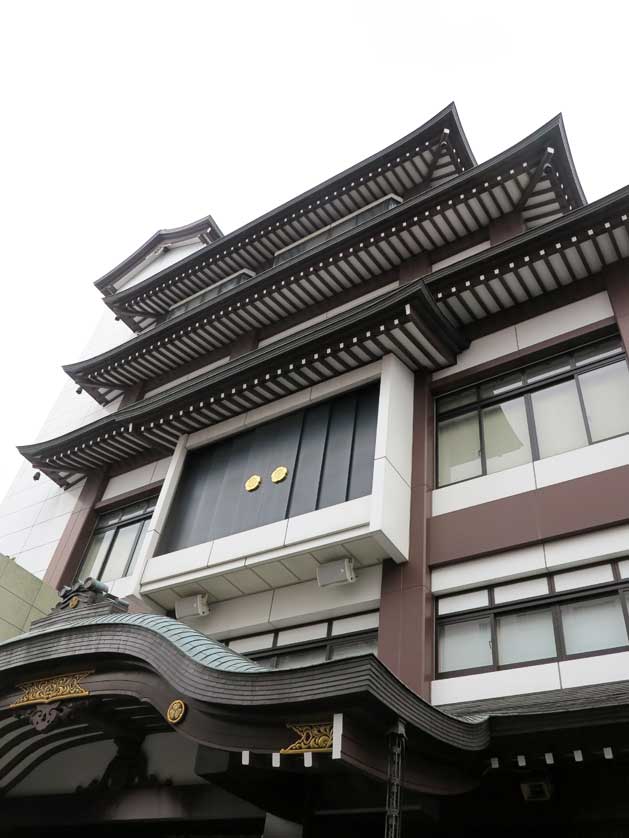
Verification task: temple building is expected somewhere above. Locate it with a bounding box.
[3,102,629,835]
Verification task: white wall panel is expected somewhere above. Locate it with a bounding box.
[431,464,536,516]
[534,435,629,488]
[515,291,613,349]
[544,523,629,569]
[431,545,546,594]
[431,662,561,704]
[560,651,629,689]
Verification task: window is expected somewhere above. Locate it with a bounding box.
[158,384,379,555]
[438,618,492,672]
[78,497,157,583]
[436,337,629,487]
[226,613,379,670]
[163,269,255,322]
[273,195,402,266]
[436,563,629,677]
[258,633,378,670]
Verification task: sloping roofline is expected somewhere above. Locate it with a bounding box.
[101,112,585,329]
[95,103,476,298]
[22,181,629,472]
[94,213,224,292]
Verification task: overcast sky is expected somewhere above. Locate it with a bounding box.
[1,0,628,498]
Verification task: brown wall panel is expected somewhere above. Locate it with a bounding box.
[428,464,629,567]
[378,374,434,698]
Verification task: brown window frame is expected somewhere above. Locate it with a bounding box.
[435,336,629,488]
[436,559,629,678]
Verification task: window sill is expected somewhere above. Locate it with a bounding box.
[432,647,629,705]
[432,434,629,517]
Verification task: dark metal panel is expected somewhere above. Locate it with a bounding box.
[207,432,256,540]
[317,391,358,509]
[232,411,303,532]
[348,384,380,500]
[157,440,233,554]
[158,384,379,552]
[286,401,330,518]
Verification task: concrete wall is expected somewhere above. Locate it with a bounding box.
[0,554,59,641]
[0,310,131,579]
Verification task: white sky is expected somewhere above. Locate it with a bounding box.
[1,0,628,498]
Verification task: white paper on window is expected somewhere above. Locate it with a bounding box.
[561,597,628,655]
[531,380,588,458]
[496,609,556,665]
[438,618,492,672]
[482,397,532,474]
[579,361,629,442]
[437,413,482,486]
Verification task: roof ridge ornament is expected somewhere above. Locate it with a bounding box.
[32,578,130,631]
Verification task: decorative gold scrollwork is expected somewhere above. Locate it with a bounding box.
[244,474,262,492]
[10,671,92,708]
[280,722,333,754]
[166,699,187,725]
[271,466,289,484]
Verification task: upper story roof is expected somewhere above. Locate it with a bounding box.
[95,213,224,295]
[97,104,478,329]
[63,113,586,404]
[98,109,583,334]
[20,183,629,488]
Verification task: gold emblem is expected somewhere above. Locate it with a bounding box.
[68,595,80,609]
[271,466,289,484]
[244,474,262,492]
[280,722,333,755]
[166,699,187,725]
[10,671,92,707]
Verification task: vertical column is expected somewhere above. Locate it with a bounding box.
[606,262,629,355]
[44,470,108,590]
[489,211,525,246]
[377,373,434,699]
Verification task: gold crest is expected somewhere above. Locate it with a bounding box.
[280,722,333,754]
[166,699,187,724]
[11,671,92,707]
[244,474,262,492]
[271,466,289,484]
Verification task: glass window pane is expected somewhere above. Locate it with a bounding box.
[329,636,378,660]
[579,362,629,442]
[97,510,122,528]
[80,529,114,580]
[275,647,328,669]
[531,380,588,458]
[527,354,571,384]
[118,501,147,521]
[125,519,150,577]
[496,609,556,665]
[575,337,622,367]
[561,597,628,655]
[480,371,523,399]
[100,521,144,582]
[437,413,482,487]
[437,387,477,414]
[482,397,532,474]
[438,618,492,673]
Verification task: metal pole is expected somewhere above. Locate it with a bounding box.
[384,719,407,838]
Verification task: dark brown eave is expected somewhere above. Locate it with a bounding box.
[426,184,629,328]
[20,293,466,486]
[97,103,476,329]
[101,112,584,334]
[65,177,622,409]
[0,618,485,754]
[3,611,629,803]
[95,213,224,295]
